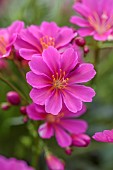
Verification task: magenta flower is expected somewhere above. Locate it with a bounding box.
[92,129,113,143]
[0,155,34,170]
[0,20,24,58]
[45,153,65,170]
[26,47,96,115]
[70,0,113,41]
[27,103,88,148]
[15,21,75,60]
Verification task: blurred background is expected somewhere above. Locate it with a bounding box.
[0,0,113,170]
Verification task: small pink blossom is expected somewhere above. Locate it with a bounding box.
[0,21,24,58]
[92,129,113,143]
[70,0,113,41]
[26,47,96,115]
[27,103,88,148]
[45,153,65,170]
[15,21,76,60]
[0,155,34,170]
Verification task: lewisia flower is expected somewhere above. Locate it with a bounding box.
[45,152,65,170]
[0,20,24,58]
[27,103,88,147]
[70,0,113,41]
[26,47,96,115]
[92,129,113,142]
[15,21,75,60]
[0,155,34,170]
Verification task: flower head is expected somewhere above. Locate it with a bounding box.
[0,155,34,170]
[92,129,113,142]
[15,21,75,60]
[0,21,24,58]
[26,47,96,115]
[27,103,88,148]
[70,0,113,41]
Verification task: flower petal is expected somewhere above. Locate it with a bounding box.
[69,63,96,84]
[38,123,54,139]
[70,16,89,27]
[60,119,88,134]
[30,87,52,105]
[54,125,72,147]
[42,46,60,74]
[45,90,62,115]
[78,28,94,37]
[61,48,78,74]
[62,90,82,113]
[27,103,46,120]
[29,55,52,76]
[26,71,51,88]
[67,85,96,102]
[20,48,38,60]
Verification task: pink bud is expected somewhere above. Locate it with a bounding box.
[71,134,91,147]
[0,59,8,70]
[46,153,65,170]
[75,37,86,47]
[20,106,27,115]
[6,91,21,105]
[23,116,28,123]
[1,102,10,110]
[65,147,73,155]
[84,45,89,54]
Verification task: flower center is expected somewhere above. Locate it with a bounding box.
[46,112,64,123]
[88,12,113,35]
[52,69,69,89]
[40,35,55,50]
[0,36,7,55]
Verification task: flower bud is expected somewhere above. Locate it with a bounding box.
[1,102,10,110]
[0,59,7,70]
[46,153,65,170]
[84,45,89,54]
[75,37,86,47]
[23,116,28,123]
[6,91,21,105]
[20,106,27,115]
[71,133,91,147]
[65,147,73,155]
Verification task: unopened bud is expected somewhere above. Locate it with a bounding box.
[65,147,73,155]
[1,102,10,110]
[71,133,90,147]
[6,91,21,105]
[75,37,86,47]
[20,106,27,115]
[84,45,89,54]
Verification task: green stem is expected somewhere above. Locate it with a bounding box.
[0,73,29,104]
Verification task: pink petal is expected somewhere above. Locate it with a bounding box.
[20,48,38,60]
[42,47,60,74]
[69,63,96,84]
[55,27,74,48]
[60,119,88,134]
[62,90,82,113]
[45,90,62,115]
[78,28,94,37]
[38,123,54,138]
[70,16,89,27]
[30,87,52,105]
[61,48,78,74]
[28,25,42,40]
[67,85,96,102]
[54,126,72,147]
[73,3,90,17]
[92,131,109,142]
[26,71,51,88]
[29,55,52,76]
[8,20,24,35]
[41,21,59,37]
[27,103,46,120]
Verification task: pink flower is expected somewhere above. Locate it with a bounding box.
[71,133,90,147]
[92,129,113,142]
[70,0,113,41]
[0,21,24,58]
[45,153,65,170]
[26,47,96,115]
[27,103,88,148]
[0,155,34,170]
[15,21,75,60]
